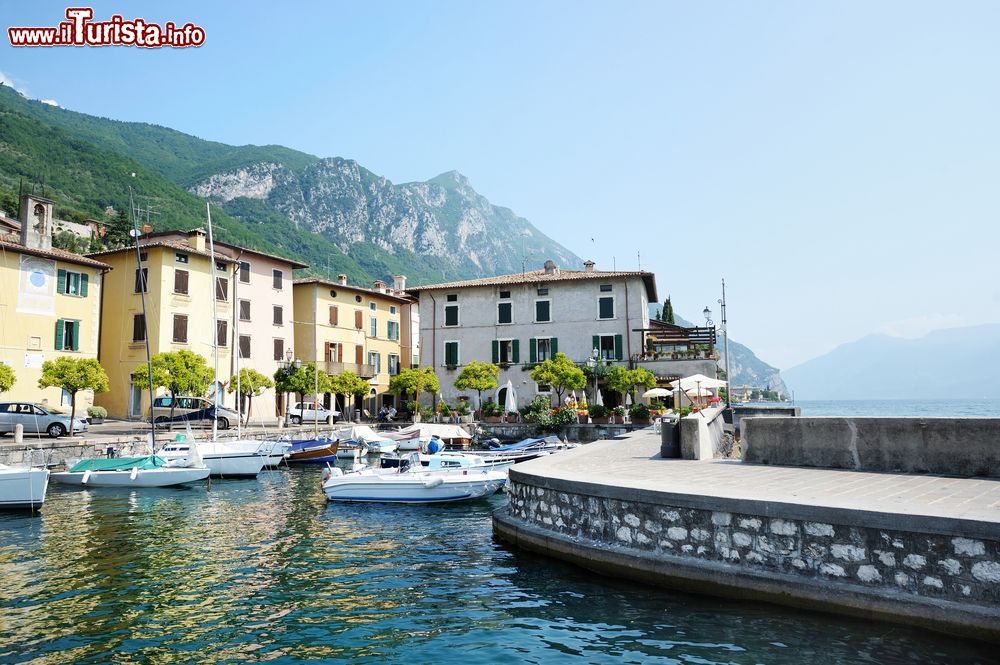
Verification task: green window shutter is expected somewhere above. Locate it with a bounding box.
[512,339,520,363]
[550,338,558,355]
[54,319,65,350]
[72,321,80,351]
[492,340,499,364]
[529,338,537,363]
[614,334,623,360]
[592,335,600,356]
[80,273,89,297]
[57,269,67,294]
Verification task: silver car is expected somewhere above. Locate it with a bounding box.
[0,402,89,438]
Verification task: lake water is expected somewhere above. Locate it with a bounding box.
[795,398,1000,418]
[0,469,993,664]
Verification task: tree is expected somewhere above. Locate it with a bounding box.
[228,368,274,425]
[281,362,323,423]
[37,357,109,434]
[530,352,585,404]
[420,368,441,406]
[330,371,369,419]
[132,350,213,426]
[654,308,661,321]
[662,296,675,324]
[454,361,499,410]
[604,366,656,404]
[0,364,15,394]
[628,368,657,400]
[389,367,440,408]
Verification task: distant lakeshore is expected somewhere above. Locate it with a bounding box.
[794,398,1000,418]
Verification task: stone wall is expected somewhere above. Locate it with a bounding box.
[743,417,1000,477]
[476,422,642,443]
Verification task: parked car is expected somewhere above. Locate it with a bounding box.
[0,402,89,438]
[149,396,238,429]
[288,402,340,425]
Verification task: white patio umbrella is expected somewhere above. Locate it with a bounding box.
[625,393,632,406]
[642,388,672,399]
[503,380,517,414]
[594,388,604,407]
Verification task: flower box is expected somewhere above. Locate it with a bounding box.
[485,416,502,424]
[591,417,610,424]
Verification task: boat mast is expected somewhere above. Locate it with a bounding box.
[129,185,156,452]
[207,203,221,441]
[314,283,319,437]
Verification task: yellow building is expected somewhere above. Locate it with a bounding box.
[90,229,235,419]
[0,195,110,410]
[292,276,406,414]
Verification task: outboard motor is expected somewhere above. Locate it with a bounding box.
[484,438,501,450]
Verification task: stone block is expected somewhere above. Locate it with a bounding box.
[971,561,1000,583]
[804,522,835,537]
[857,565,881,583]
[831,544,867,562]
[953,538,986,557]
[769,519,797,536]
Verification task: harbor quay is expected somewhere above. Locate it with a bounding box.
[494,422,1000,643]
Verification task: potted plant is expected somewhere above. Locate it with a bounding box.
[588,404,611,424]
[87,405,107,425]
[629,403,652,426]
[481,401,502,423]
[612,406,625,423]
[576,408,589,424]
[455,401,472,423]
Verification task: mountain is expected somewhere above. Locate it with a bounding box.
[782,324,1000,399]
[0,84,579,285]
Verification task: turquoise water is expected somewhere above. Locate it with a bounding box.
[0,469,993,664]
[796,398,1000,417]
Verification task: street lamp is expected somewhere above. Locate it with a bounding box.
[718,278,731,409]
[587,347,599,401]
[703,306,713,327]
[285,348,293,364]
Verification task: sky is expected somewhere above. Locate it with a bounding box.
[1,1,998,370]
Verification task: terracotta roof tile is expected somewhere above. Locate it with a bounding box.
[0,238,112,269]
[86,239,236,263]
[407,268,658,301]
[293,277,411,303]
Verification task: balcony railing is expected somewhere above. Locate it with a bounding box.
[321,361,376,378]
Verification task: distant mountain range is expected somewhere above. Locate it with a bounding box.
[782,324,1000,399]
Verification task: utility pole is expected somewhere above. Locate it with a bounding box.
[719,278,732,409]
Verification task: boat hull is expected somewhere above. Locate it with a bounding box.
[286,439,340,464]
[50,467,210,487]
[322,471,505,503]
[0,467,49,510]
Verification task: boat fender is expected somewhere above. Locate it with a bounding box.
[130,467,139,481]
[323,467,344,482]
[423,477,444,489]
[82,469,92,484]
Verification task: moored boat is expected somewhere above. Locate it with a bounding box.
[321,460,506,503]
[286,437,340,464]
[51,455,210,487]
[0,464,49,510]
[157,438,267,477]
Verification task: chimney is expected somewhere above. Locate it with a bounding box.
[543,259,558,275]
[583,260,595,272]
[19,194,53,251]
[337,273,348,286]
[188,228,206,252]
[393,275,407,293]
[373,280,387,294]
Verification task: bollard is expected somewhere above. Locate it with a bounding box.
[14,423,23,444]
[276,418,284,430]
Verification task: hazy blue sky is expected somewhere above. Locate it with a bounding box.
[1,1,997,369]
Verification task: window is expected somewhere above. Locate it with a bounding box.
[329,289,337,298]
[239,335,251,359]
[598,296,614,319]
[497,302,512,324]
[594,334,623,361]
[368,351,381,374]
[134,268,148,293]
[370,316,377,338]
[536,382,552,394]
[57,270,87,297]
[390,305,397,315]
[444,304,459,327]
[216,261,227,272]
[387,320,399,341]
[535,299,551,323]
[446,294,457,302]
[354,310,363,329]
[174,269,189,295]
[175,252,189,264]
[530,337,557,363]
[370,302,377,311]
[329,305,339,326]
[216,277,229,302]
[54,319,79,351]
[216,320,228,347]
[239,261,251,283]
[388,354,400,375]
[412,354,420,367]
[355,295,362,303]
[499,290,511,299]
[444,341,459,367]
[272,269,283,290]
[273,305,283,326]
[537,288,548,296]
[132,314,146,342]
[492,339,519,364]
[239,299,251,321]
[172,314,188,344]
[138,252,147,262]
[600,284,613,292]
[273,338,284,361]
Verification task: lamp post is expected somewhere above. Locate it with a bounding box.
[586,347,599,403]
[718,278,731,410]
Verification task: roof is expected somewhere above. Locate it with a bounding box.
[293,277,410,303]
[86,239,236,263]
[0,237,112,270]
[407,267,658,302]
[146,230,310,269]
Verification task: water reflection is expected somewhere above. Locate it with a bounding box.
[0,468,991,664]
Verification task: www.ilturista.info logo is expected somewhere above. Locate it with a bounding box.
[8,7,205,48]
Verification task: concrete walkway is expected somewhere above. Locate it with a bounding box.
[517,428,1000,535]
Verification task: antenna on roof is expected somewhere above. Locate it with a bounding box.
[637,250,641,271]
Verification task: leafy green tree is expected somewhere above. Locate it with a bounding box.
[603,365,633,404]
[662,296,675,324]
[389,367,440,408]
[330,371,369,419]
[0,364,15,394]
[454,361,499,410]
[132,350,213,426]
[530,352,585,404]
[37,357,109,434]
[228,368,274,425]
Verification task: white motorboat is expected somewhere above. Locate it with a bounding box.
[380,451,515,473]
[0,464,49,510]
[51,455,210,487]
[322,457,506,504]
[157,437,267,478]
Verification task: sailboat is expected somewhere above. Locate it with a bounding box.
[154,204,268,478]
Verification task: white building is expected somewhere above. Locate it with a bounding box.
[408,260,657,408]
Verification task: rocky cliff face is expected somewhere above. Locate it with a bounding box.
[191,159,580,279]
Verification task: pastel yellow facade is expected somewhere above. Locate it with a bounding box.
[93,236,234,419]
[0,241,109,410]
[292,278,405,414]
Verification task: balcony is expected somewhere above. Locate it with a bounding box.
[321,361,376,378]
